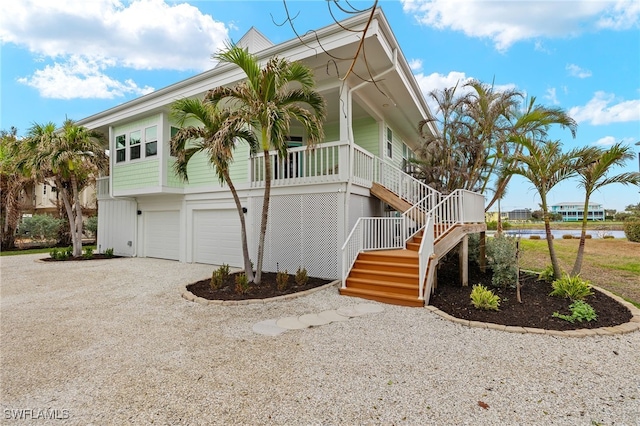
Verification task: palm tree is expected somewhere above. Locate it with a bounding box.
[571,143,640,275]
[416,82,577,210]
[504,138,584,279]
[206,44,326,284]
[170,97,258,281]
[25,119,107,257]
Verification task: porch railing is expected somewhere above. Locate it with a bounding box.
[250,141,349,187]
[373,156,438,206]
[96,176,110,199]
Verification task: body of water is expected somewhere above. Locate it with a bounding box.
[489,229,626,239]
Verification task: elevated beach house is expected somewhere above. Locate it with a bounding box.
[78,8,485,306]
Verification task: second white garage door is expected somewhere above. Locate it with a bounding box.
[193,209,243,267]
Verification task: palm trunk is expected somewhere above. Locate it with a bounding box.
[223,169,254,282]
[571,196,590,276]
[58,179,77,256]
[542,199,561,279]
[71,175,83,257]
[255,150,271,285]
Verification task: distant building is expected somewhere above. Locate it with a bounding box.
[18,179,97,217]
[507,208,532,221]
[550,202,605,222]
[485,211,507,223]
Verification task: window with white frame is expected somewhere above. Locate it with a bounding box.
[129,130,141,160]
[386,127,393,158]
[145,126,157,157]
[116,135,126,163]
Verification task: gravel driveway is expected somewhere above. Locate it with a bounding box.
[1,254,639,425]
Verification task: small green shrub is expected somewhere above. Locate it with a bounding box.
[603,235,614,240]
[295,267,308,286]
[550,274,593,300]
[468,233,481,264]
[64,246,73,258]
[82,246,94,259]
[553,300,597,323]
[562,234,574,239]
[537,265,555,282]
[470,285,500,311]
[623,217,640,242]
[210,270,223,290]
[235,273,250,294]
[104,248,114,258]
[85,215,98,237]
[485,234,518,288]
[529,235,541,240]
[276,270,289,292]
[210,264,231,290]
[49,248,59,259]
[584,234,592,239]
[17,214,65,242]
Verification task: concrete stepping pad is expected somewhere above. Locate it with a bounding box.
[252,319,288,336]
[336,306,367,317]
[354,303,385,314]
[298,313,332,326]
[318,310,350,322]
[276,316,310,330]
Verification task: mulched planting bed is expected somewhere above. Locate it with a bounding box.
[187,272,334,301]
[42,254,122,261]
[430,258,633,331]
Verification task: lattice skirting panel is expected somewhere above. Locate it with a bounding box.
[251,193,339,279]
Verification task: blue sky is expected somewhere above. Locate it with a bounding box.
[1,0,639,212]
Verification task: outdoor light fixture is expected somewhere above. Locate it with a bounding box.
[242,207,248,214]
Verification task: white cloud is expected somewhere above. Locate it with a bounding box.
[594,136,617,146]
[17,56,154,99]
[413,70,517,114]
[408,58,423,71]
[566,64,592,78]
[0,0,229,100]
[400,0,638,51]
[544,87,560,105]
[0,0,229,71]
[569,91,640,125]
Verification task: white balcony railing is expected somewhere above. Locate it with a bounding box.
[250,141,349,187]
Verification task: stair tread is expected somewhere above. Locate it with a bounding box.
[340,287,423,306]
[350,268,418,279]
[346,276,418,289]
[355,260,418,269]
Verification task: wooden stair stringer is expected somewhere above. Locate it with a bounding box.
[370,182,412,213]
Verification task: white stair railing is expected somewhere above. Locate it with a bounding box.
[373,156,438,206]
[341,217,405,288]
[418,216,435,300]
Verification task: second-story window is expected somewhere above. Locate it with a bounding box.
[386,127,393,158]
[130,130,141,160]
[116,135,126,163]
[145,126,157,157]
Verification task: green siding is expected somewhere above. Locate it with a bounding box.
[390,128,404,168]
[114,115,160,138]
[323,122,340,142]
[166,159,184,188]
[184,152,217,187]
[228,140,249,184]
[353,117,379,156]
[113,160,159,190]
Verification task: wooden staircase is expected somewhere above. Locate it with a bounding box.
[340,230,435,307]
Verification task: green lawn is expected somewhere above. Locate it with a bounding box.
[519,238,640,307]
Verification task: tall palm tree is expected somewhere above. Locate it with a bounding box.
[170,97,258,281]
[571,143,640,275]
[504,138,584,279]
[206,44,326,284]
[25,119,107,257]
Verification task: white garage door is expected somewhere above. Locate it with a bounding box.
[193,209,242,267]
[145,211,180,260]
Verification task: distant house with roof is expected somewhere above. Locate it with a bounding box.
[550,202,605,222]
[507,208,531,221]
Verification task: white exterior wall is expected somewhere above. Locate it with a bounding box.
[97,198,137,256]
